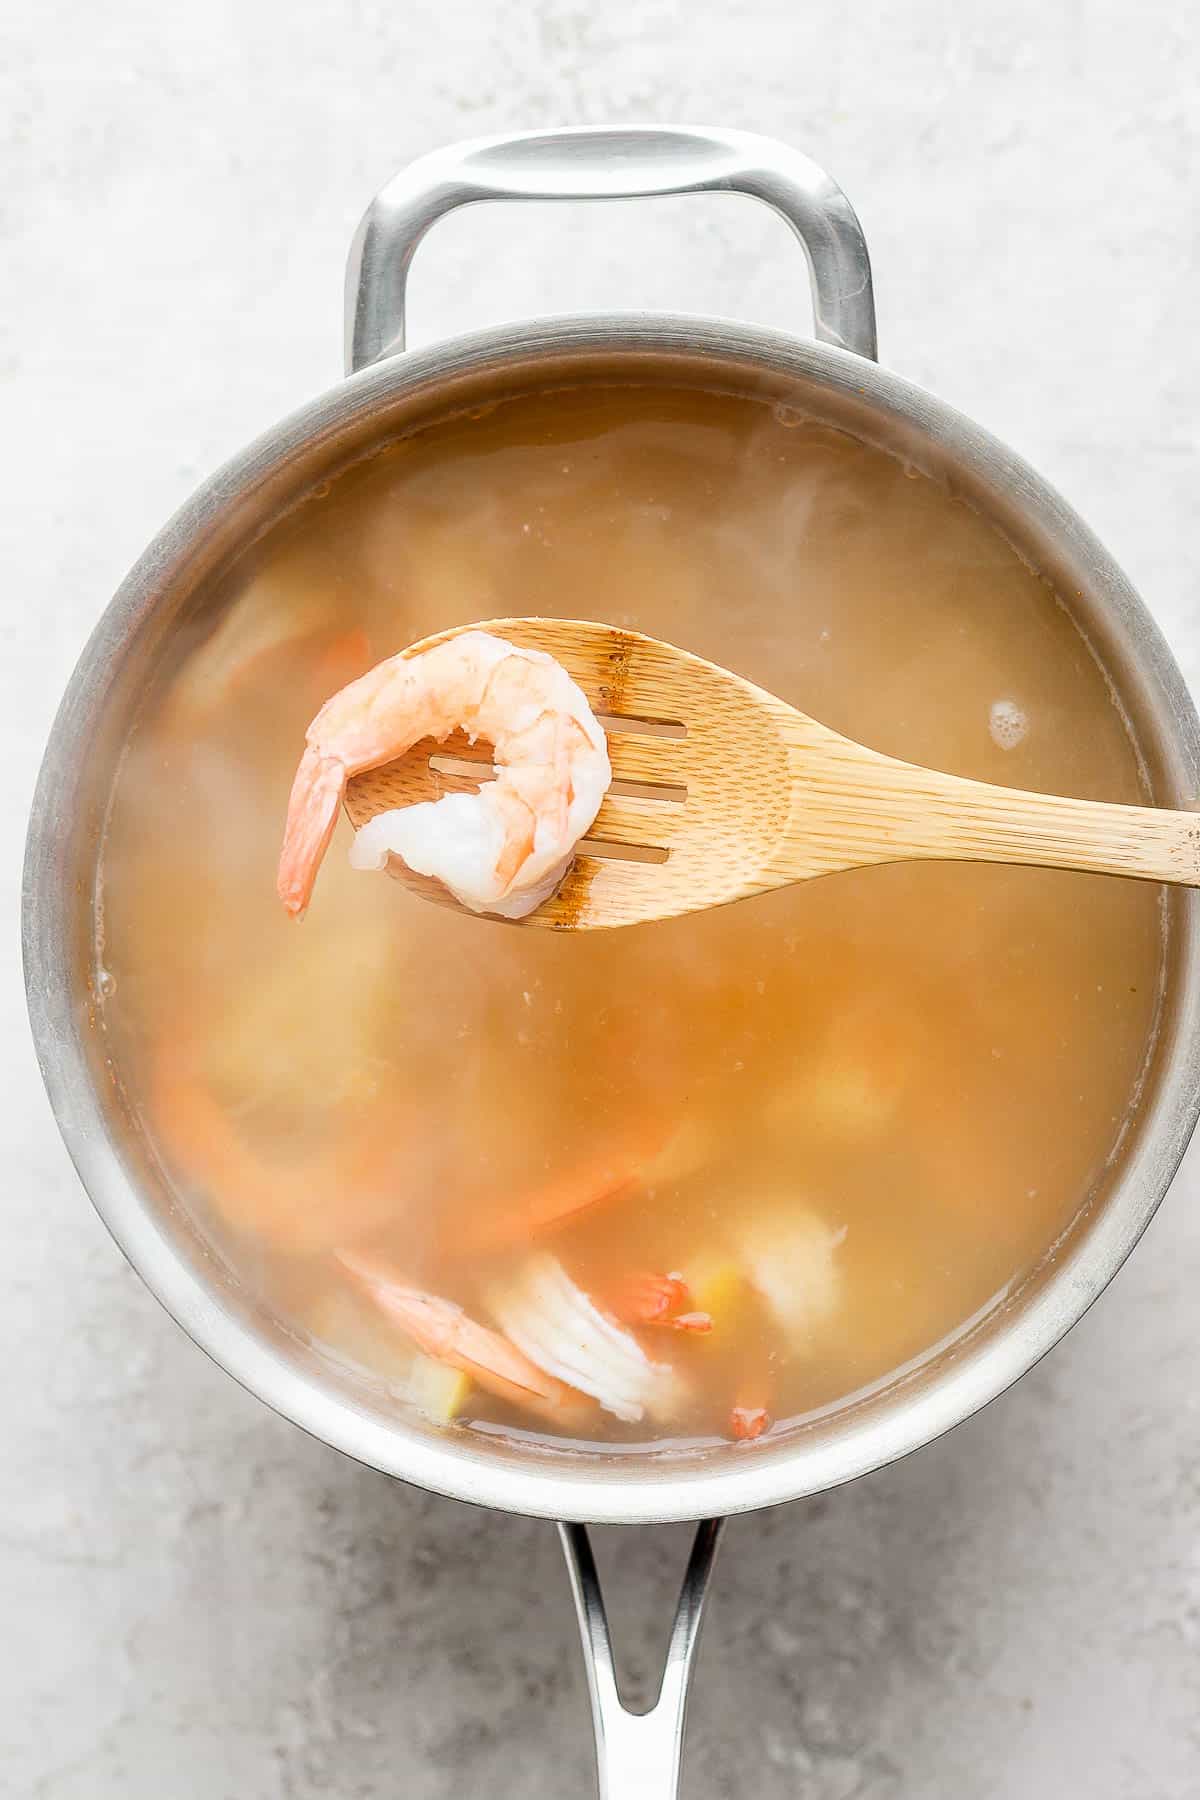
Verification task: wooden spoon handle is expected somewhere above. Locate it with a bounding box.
[923,774,1200,885]
[774,724,1200,886]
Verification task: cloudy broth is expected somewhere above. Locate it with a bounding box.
[97,381,1164,1448]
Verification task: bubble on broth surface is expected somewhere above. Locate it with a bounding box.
[989,698,1029,750]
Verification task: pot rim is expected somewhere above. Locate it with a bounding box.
[24,313,1200,1523]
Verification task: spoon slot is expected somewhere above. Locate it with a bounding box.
[580,839,671,865]
[595,711,687,740]
[427,752,686,807]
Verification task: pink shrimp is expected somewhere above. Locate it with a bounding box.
[277,629,610,920]
[730,1404,771,1441]
[337,1252,594,1429]
[169,568,369,723]
[461,1121,669,1254]
[152,1048,404,1256]
[610,1273,713,1334]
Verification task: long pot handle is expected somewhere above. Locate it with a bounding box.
[558,1517,725,1799]
[345,125,877,372]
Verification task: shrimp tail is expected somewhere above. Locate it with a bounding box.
[277,745,346,917]
[730,1404,771,1441]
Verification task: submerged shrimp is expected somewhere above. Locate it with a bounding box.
[609,1273,713,1333]
[277,629,611,920]
[168,569,368,725]
[338,1252,594,1429]
[153,1048,405,1255]
[730,1404,771,1441]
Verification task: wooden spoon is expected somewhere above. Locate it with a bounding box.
[344,618,1200,931]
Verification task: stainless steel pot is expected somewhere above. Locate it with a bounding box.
[24,127,1200,1796]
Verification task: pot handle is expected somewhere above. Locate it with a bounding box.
[345,126,877,372]
[558,1517,725,1799]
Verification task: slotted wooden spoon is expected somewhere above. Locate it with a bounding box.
[343,618,1200,930]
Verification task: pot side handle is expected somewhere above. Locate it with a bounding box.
[558,1517,725,1800]
[345,126,877,372]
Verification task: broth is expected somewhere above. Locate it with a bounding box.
[96,381,1164,1449]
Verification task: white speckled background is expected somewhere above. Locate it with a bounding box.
[5,4,1200,1795]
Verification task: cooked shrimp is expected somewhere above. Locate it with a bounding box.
[730,1404,771,1441]
[610,1273,713,1333]
[460,1118,669,1254]
[338,1252,593,1429]
[488,1254,677,1423]
[169,568,367,723]
[153,1048,404,1256]
[277,629,611,920]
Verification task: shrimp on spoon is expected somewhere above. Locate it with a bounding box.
[277,628,611,921]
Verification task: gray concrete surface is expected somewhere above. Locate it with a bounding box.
[4,3,1200,1795]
